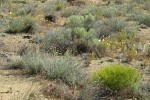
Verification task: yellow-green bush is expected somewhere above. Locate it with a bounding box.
[91,64,140,91]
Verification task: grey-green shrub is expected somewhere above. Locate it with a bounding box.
[108,17,127,32]
[42,28,72,53]
[101,5,118,18]
[127,8,150,27]
[66,15,85,28]
[61,7,81,17]
[16,5,32,16]
[91,64,140,91]
[44,55,86,87]
[21,51,47,74]
[147,45,150,57]
[14,51,86,87]
[5,15,39,33]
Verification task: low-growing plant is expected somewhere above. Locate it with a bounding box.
[91,64,140,91]
[61,7,81,17]
[107,17,127,32]
[44,54,86,87]
[128,9,150,27]
[21,51,46,74]
[16,5,32,16]
[55,3,64,11]
[10,50,86,87]
[5,15,39,33]
[137,14,150,27]
[42,28,72,53]
[101,5,118,18]
[146,45,150,57]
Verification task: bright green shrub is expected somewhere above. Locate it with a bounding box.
[5,16,39,34]
[91,64,140,91]
[55,3,64,11]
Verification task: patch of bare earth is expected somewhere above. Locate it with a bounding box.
[0,34,48,100]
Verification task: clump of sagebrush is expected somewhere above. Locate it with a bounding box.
[91,64,140,91]
[5,15,39,34]
[61,7,81,17]
[101,5,118,18]
[44,54,86,87]
[42,28,72,54]
[43,0,66,13]
[21,51,47,74]
[146,45,150,57]
[13,50,86,87]
[43,14,96,54]
[128,9,150,27]
[107,17,127,32]
[16,5,32,16]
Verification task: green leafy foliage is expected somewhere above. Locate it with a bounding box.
[91,64,140,91]
[55,3,64,11]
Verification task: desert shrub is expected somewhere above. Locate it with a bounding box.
[5,15,39,33]
[94,18,126,37]
[0,0,8,4]
[44,55,86,87]
[93,20,112,38]
[12,0,28,4]
[21,51,47,74]
[107,18,127,32]
[92,38,109,57]
[146,45,150,57]
[143,1,150,11]
[84,13,96,31]
[101,5,118,18]
[15,50,85,87]
[128,8,150,27]
[15,4,37,16]
[16,5,31,16]
[42,14,96,54]
[66,15,85,28]
[137,14,150,27]
[61,7,81,17]
[43,0,66,13]
[42,28,72,53]
[66,14,96,31]
[91,64,140,91]
[55,3,64,11]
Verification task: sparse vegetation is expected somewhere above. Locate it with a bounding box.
[11,50,85,87]
[0,0,150,99]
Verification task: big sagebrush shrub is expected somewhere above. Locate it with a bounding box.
[5,16,39,34]
[91,64,140,91]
